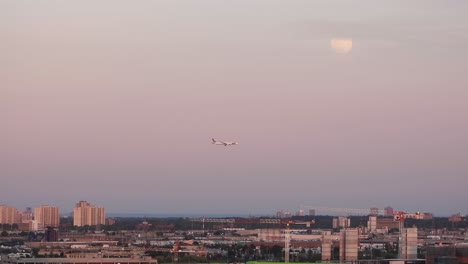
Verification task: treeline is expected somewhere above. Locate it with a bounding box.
[58,216,468,232]
[2,216,466,234]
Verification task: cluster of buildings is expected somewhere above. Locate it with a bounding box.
[0,201,106,231]
[277,206,435,222]
[319,226,419,261]
[0,206,58,231]
[0,213,467,264]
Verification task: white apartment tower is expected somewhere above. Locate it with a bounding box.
[73,201,105,227]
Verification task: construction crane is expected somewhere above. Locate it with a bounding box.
[301,205,385,215]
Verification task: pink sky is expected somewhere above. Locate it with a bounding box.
[2,1,468,216]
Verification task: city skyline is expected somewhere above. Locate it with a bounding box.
[2,1,468,216]
[0,203,462,218]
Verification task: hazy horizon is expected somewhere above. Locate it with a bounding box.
[2,1,468,217]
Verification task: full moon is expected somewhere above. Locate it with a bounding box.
[331,38,353,54]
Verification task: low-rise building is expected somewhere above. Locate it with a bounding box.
[0,256,156,264]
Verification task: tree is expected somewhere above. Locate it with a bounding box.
[1,231,8,237]
[271,245,283,259]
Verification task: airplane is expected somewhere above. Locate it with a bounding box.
[212,138,239,146]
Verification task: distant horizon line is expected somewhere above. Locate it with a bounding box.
[55,212,460,218]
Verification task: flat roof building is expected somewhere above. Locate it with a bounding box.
[321,231,333,261]
[340,228,359,262]
[73,201,105,227]
[377,218,400,230]
[333,217,350,229]
[368,216,377,232]
[400,228,418,259]
[34,206,59,228]
[0,256,156,264]
[0,205,19,225]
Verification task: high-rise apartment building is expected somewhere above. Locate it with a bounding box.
[400,227,418,259]
[34,205,60,228]
[0,205,19,224]
[333,217,350,229]
[340,228,359,261]
[73,201,105,227]
[368,216,377,232]
[321,231,333,261]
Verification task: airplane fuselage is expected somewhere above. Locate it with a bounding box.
[212,138,238,146]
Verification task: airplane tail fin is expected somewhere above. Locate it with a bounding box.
[212,138,216,144]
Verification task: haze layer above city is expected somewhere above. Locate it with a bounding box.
[2,1,468,216]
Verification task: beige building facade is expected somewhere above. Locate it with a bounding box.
[321,231,333,261]
[0,205,19,224]
[340,228,359,261]
[333,217,351,229]
[73,201,105,226]
[34,205,60,228]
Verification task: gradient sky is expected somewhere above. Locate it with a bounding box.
[2,0,468,216]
